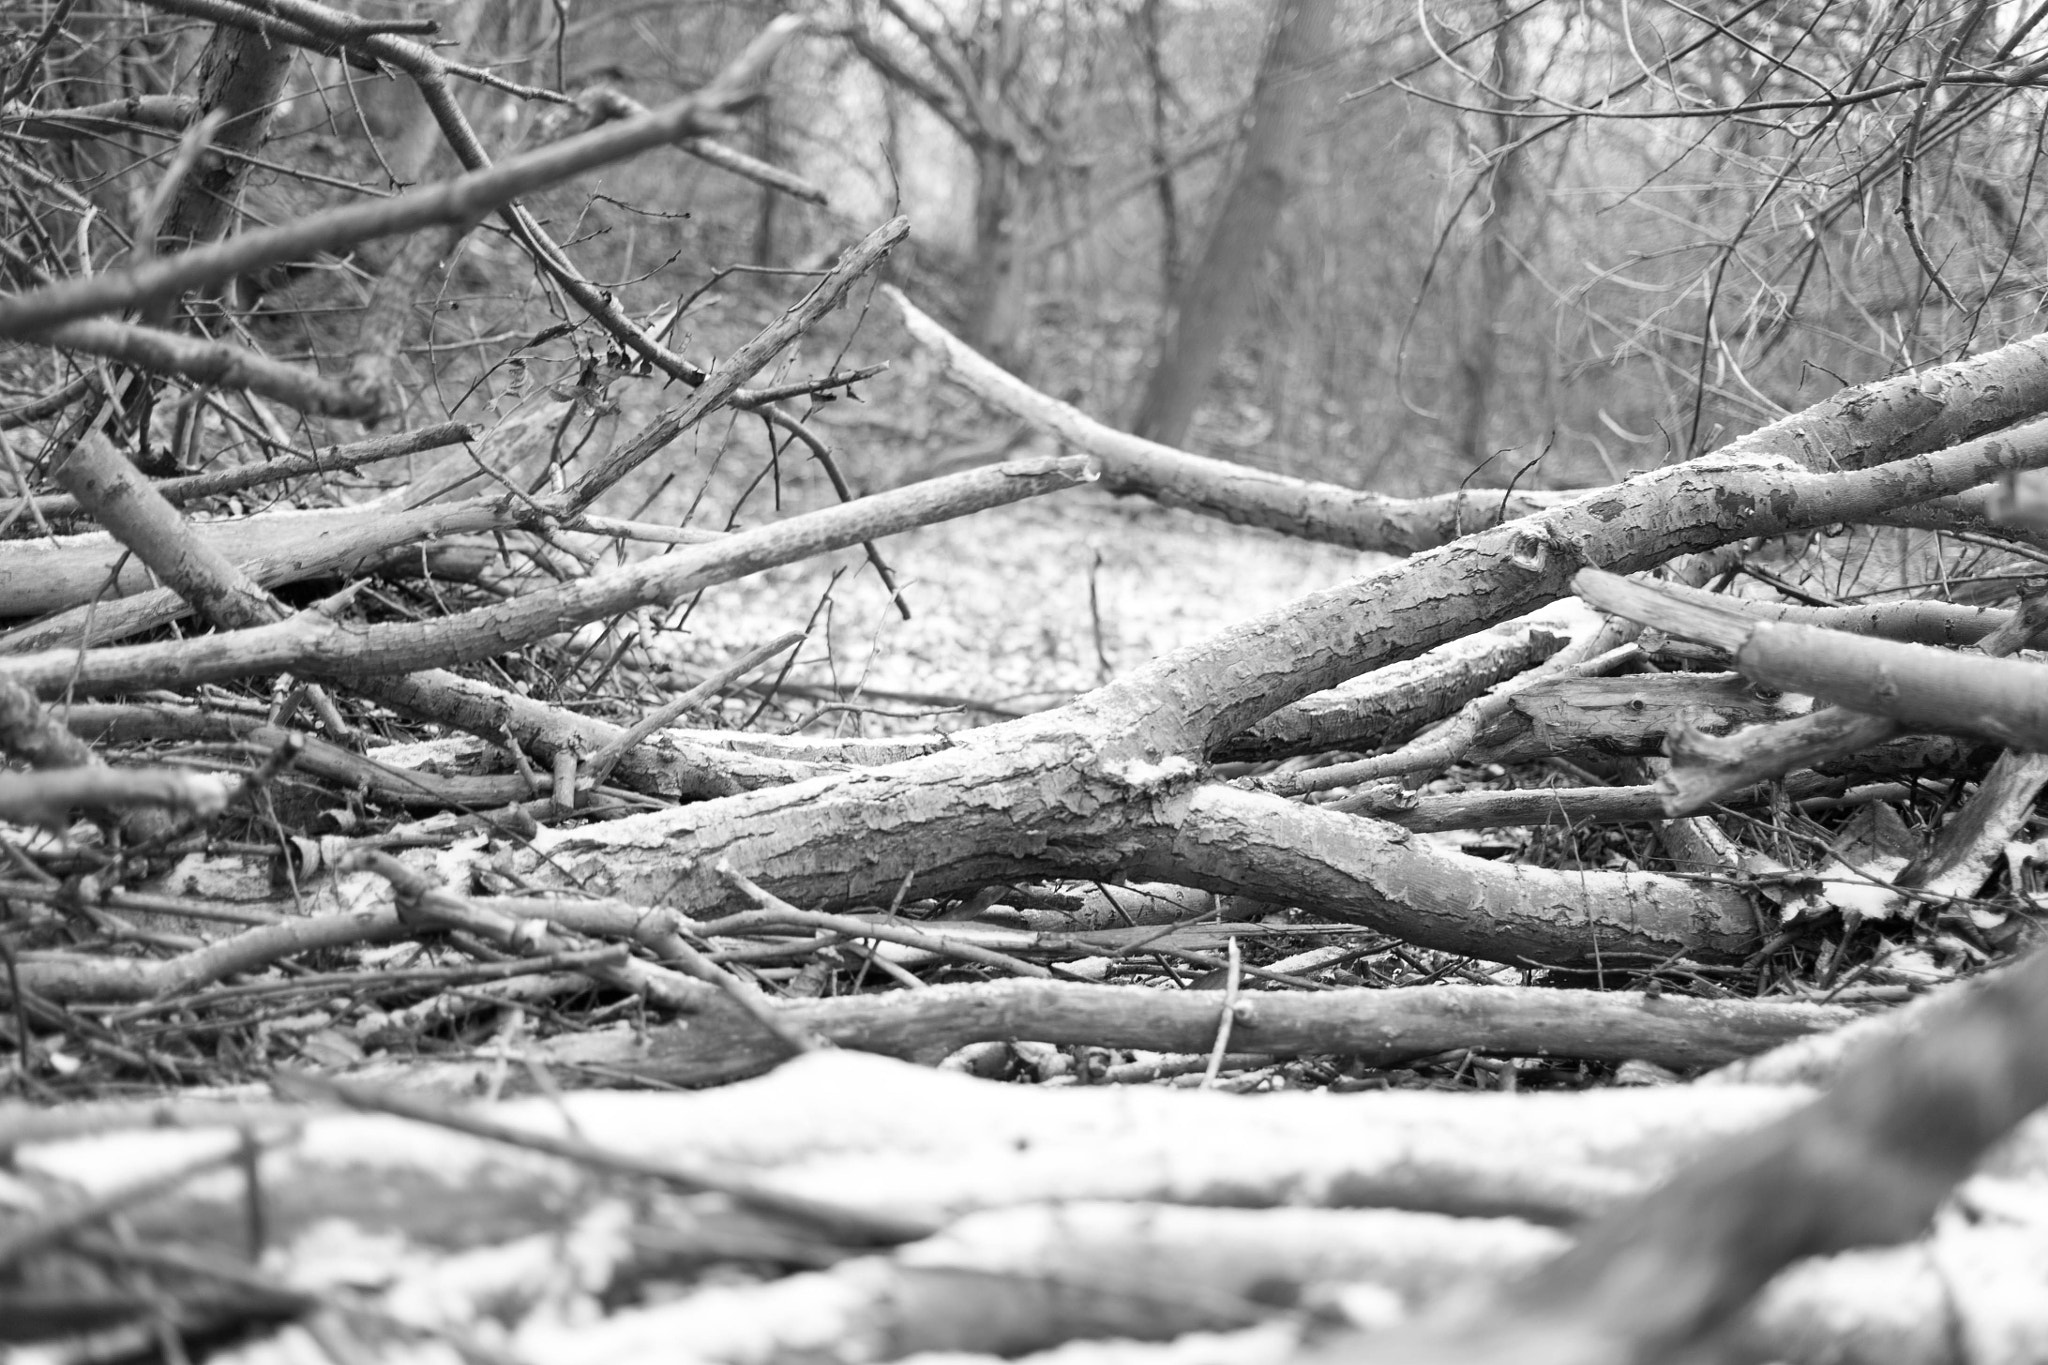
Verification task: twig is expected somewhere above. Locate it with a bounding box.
[342,848,716,1014]
[662,936,818,1057]
[0,0,80,107]
[581,630,804,790]
[718,862,1057,980]
[554,217,909,514]
[1200,935,1243,1089]
[573,85,828,204]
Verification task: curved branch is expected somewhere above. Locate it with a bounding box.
[1139,784,1760,967]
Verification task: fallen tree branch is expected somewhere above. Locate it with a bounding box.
[1572,575,2046,817]
[38,316,383,418]
[0,457,1094,695]
[1319,939,2048,1365]
[3,905,411,1004]
[516,1202,1560,1361]
[7,1050,1833,1234]
[19,1049,2044,1365]
[0,494,524,628]
[888,285,1564,551]
[482,413,2048,957]
[516,1202,2047,1365]
[272,1068,928,1246]
[1218,605,1581,762]
[1883,747,2048,916]
[0,766,237,828]
[554,978,1857,1087]
[1578,566,2048,753]
[1134,783,1762,966]
[45,431,285,630]
[1255,631,1636,797]
[13,421,473,524]
[0,17,807,337]
[893,293,2048,549]
[1462,672,1801,769]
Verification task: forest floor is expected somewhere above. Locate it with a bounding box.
[678,486,1387,730]
[564,307,1394,737]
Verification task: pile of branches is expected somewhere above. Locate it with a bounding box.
[3,6,2048,1364]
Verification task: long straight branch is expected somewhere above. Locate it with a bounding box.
[0,458,1094,697]
[42,315,381,418]
[18,422,471,522]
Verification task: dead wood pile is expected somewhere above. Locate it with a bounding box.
[1,8,2047,1364]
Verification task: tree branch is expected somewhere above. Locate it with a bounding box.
[0,17,806,337]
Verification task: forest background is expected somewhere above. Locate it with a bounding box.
[51,0,2029,501]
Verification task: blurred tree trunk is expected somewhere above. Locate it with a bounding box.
[836,0,1094,370]
[752,97,781,266]
[1136,0,1182,299]
[1451,1,1526,482]
[967,139,1035,367]
[1130,0,1334,449]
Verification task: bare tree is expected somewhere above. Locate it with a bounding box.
[830,0,1097,365]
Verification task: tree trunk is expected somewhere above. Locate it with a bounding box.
[154,26,296,255]
[751,96,780,266]
[966,138,1032,369]
[1130,0,1335,448]
[1138,0,1182,298]
[1451,1,1527,482]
